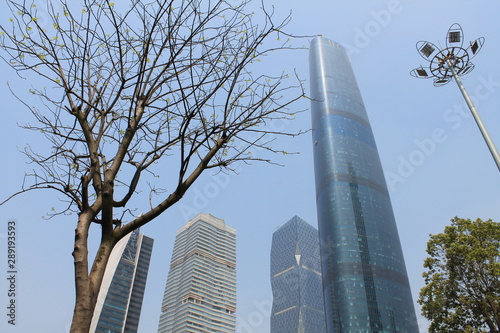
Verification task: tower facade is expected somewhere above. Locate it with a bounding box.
[90,230,154,333]
[270,216,326,332]
[158,213,236,333]
[309,37,419,332]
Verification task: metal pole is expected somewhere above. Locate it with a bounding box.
[446,58,500,172]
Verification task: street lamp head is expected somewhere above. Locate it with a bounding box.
[410,24,500,172]
[410,23,484,87]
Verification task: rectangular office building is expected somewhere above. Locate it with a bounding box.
[158,213,236,332]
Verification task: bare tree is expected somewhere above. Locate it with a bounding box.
[0,0,304,331]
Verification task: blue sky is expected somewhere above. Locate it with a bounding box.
[1,1,500,332]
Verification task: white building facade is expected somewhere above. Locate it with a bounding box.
[158,213,237,332]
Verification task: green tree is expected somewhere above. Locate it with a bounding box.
[419,217,500,332]
[0,0,304,332]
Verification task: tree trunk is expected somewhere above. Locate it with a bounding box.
[70,213,92,333]
[70,213,116,333]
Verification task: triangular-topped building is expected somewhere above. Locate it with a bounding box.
[270,215,326,332]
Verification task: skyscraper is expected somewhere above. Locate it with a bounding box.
[90,230,154,333]
[270,215,326,333]
[158,213,236,333]
[309,37,419,332]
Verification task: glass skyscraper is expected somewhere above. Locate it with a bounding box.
[270,215,326,332]
[309,37,419,332]
[90,230,154,333]
[158,213,236,333]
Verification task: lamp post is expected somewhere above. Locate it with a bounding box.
[411,23,500,172]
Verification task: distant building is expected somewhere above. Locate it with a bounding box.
[90,230,154,333]
[270,215,326,332]
[157,213,237,333]
[309,36,419,332]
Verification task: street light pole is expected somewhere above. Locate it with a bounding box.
[411,23,500,172]
[446,59,500,171]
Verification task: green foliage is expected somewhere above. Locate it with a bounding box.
[419,217,500,332]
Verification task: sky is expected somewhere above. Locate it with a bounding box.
[1,0,500,332]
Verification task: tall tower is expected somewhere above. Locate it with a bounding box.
[90,230,154,333]
[270,216,326,332]
[157,213,236,333]
[309,37,419,332]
